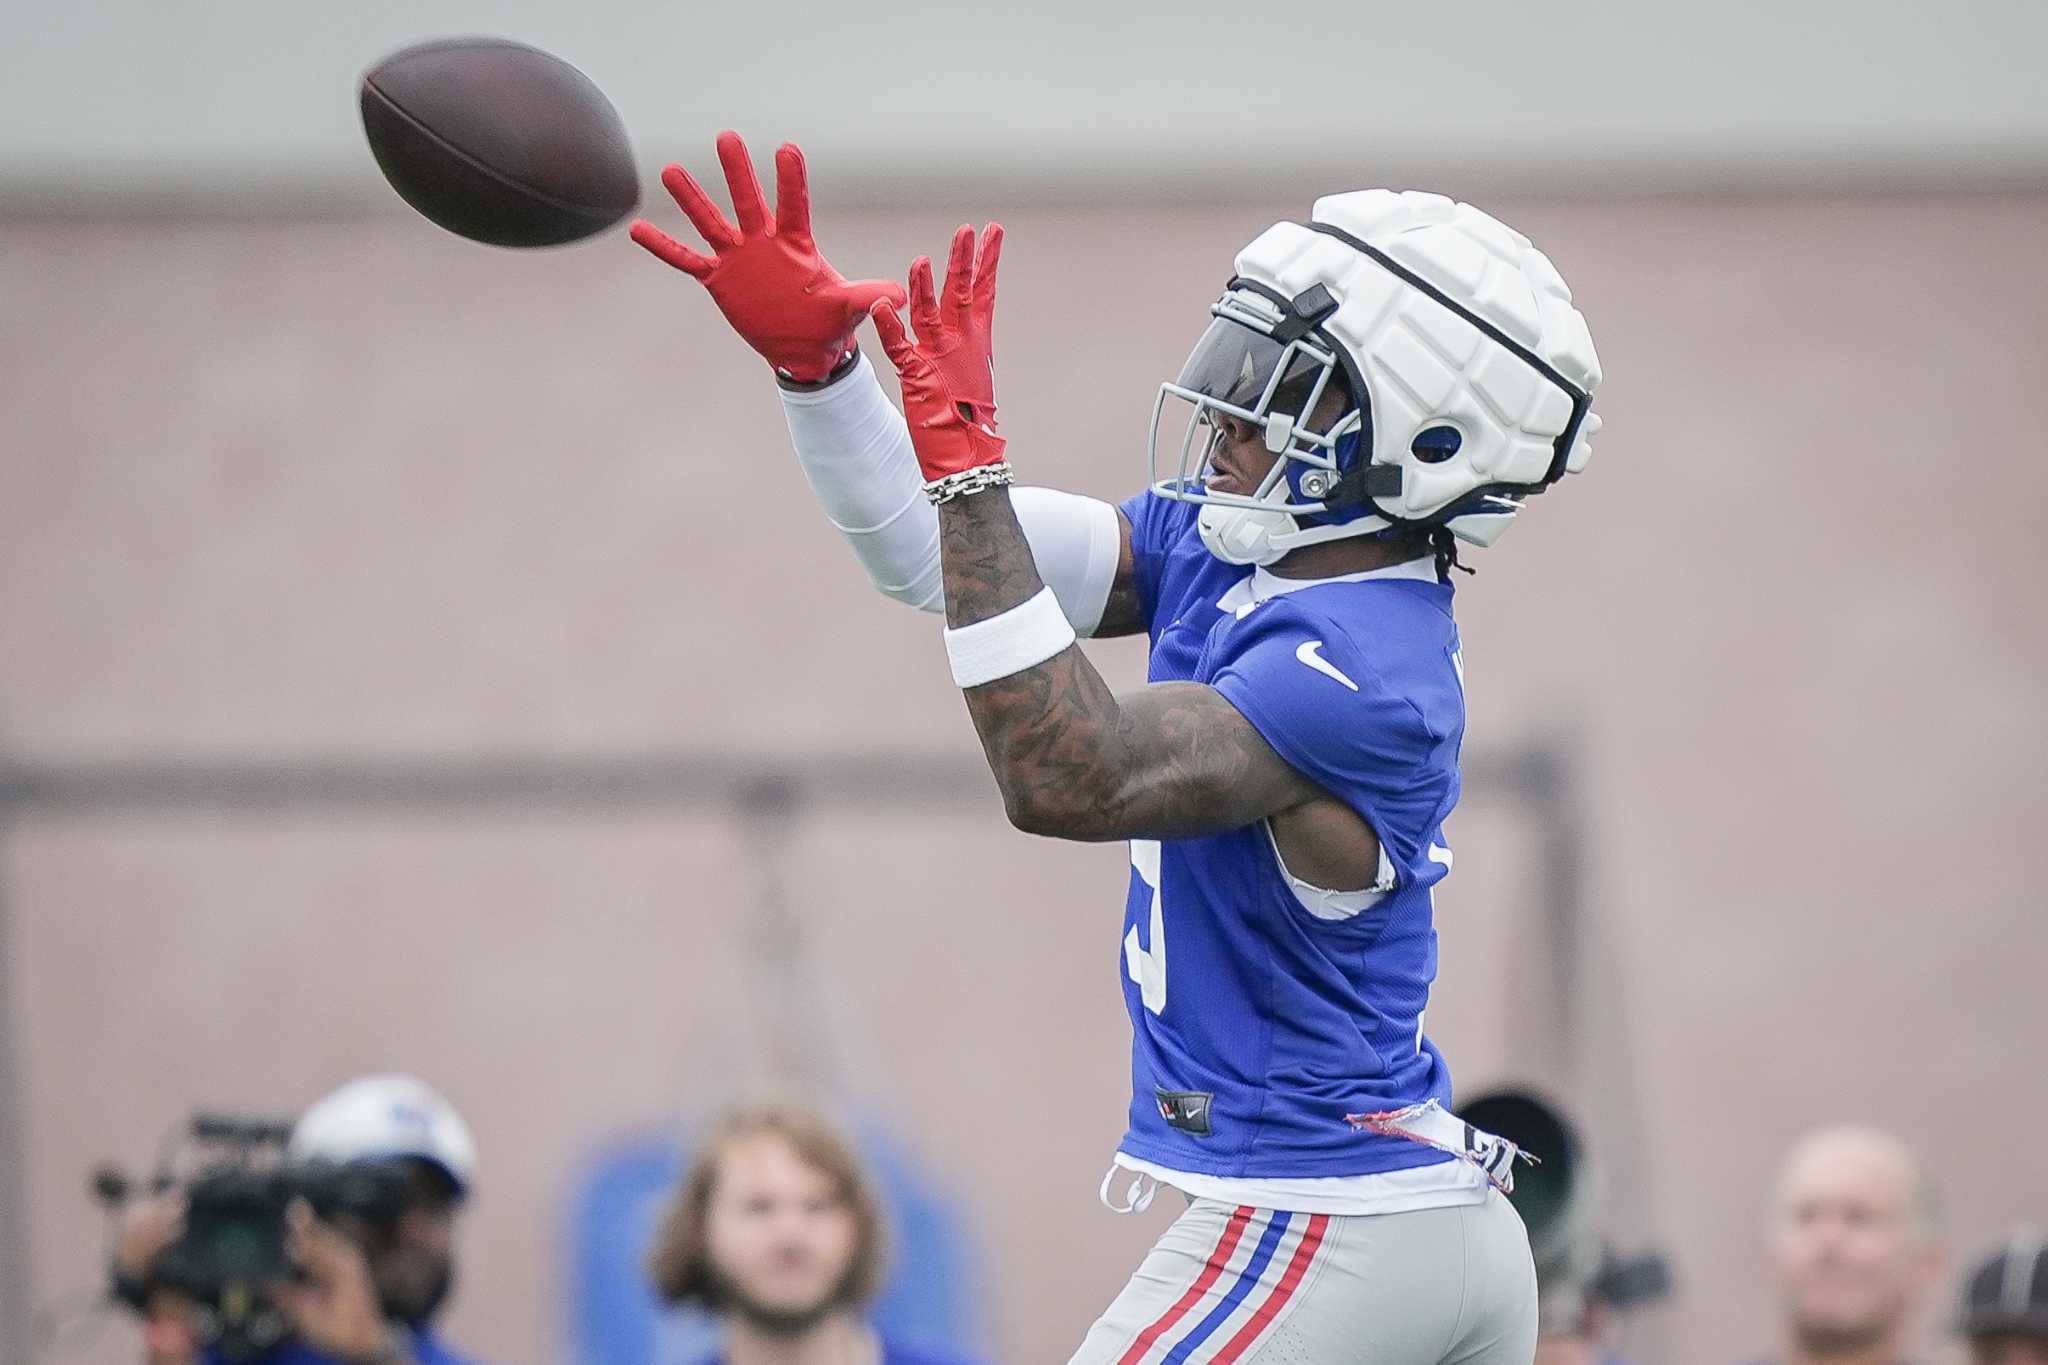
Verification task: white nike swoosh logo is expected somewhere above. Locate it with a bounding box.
[1295,640,1359,691]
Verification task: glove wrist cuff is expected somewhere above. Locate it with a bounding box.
[773,341,860,389]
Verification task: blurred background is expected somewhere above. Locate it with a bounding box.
[4,2,2045,1364]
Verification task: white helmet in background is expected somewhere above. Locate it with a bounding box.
[1150,190,1604,566]
[289,1073,477,1197]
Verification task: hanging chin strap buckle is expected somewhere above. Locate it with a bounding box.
[1097,1162,1159,1215]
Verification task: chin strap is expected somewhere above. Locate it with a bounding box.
[1322,459,1402,506]
[1260,510,1396,559]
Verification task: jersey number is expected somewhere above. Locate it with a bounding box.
[1125,840,1167,1014]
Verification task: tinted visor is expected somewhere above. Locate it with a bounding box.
[1175,316,1328,415]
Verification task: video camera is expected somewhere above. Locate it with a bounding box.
[96,1112,416,1361]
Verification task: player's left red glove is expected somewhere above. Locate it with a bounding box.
[868,222,1007,482]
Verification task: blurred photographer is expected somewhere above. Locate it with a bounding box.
[1460,1089,1669,1365]
[111,1074,482,1365]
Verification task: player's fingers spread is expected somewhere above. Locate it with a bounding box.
[628,221,716,278]
[714,129,770,235]
[909,255,939,333]
[773,143,811,242]
[659,165,740,249]
[944,223,976,311]
[972,221,1003,312]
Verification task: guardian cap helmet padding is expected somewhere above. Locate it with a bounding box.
[1150,190,1604,566]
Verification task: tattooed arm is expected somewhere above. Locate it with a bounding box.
[938,486,1322,840]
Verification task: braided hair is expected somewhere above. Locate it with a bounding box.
[1430,525,1473,580]
[1374,522,1471,582]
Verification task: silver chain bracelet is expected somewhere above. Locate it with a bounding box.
[924,462,1015,505]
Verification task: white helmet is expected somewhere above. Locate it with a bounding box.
[1149,190,1603,566]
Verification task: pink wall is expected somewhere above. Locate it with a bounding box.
[4,190,2045,1364]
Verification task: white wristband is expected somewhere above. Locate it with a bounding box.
[944,586,1077,688]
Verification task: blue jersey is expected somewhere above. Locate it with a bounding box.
[1114,490,1464,1181]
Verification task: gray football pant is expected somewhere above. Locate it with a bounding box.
[1067,1190,1537,1365]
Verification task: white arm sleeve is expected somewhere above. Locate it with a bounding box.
[776,353,1124,635]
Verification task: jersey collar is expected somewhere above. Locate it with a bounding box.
[1250,556,1438,601]
[1215,555,1436,618]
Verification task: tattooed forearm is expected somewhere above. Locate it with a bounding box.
[936,488,1316,840]
[936,486,1047,627]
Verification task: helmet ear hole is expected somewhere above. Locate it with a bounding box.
[1412,425,1463,463]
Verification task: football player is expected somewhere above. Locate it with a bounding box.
[633,131,1602,1365]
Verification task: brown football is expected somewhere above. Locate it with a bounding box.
[359,36,638,248]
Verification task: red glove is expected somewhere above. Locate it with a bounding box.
[868,222,1007,480]
[630,131,906,383]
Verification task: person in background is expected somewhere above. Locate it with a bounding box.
[647,1103,977,1365]
[113,1196,204,1365]
[1531,1294,1629,1365]
[1749,1125,1945,1365]
[114,1074,482,1365]
[1533,1330,1605,1365]
[1956,1229,2048,1365]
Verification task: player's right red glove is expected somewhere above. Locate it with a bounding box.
[630,131,906,384]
